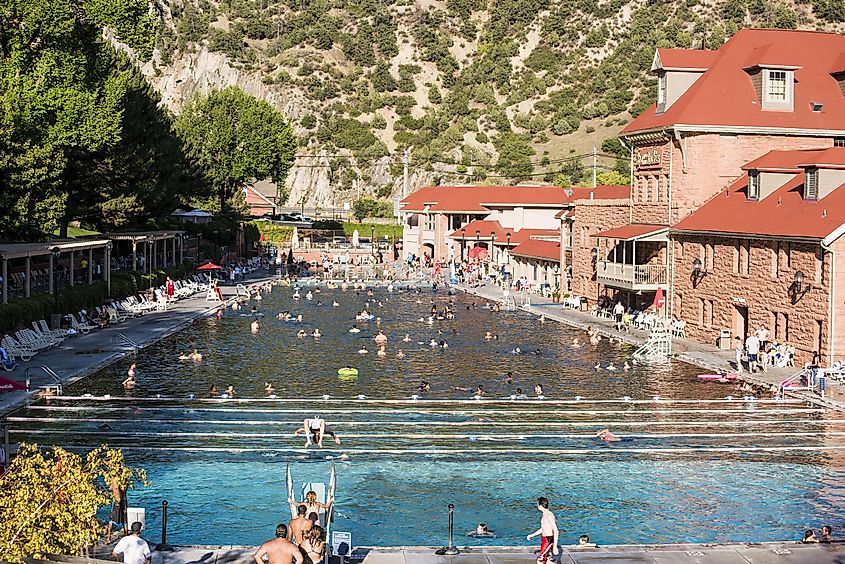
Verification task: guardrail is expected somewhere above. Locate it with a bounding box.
[595,261,667,287]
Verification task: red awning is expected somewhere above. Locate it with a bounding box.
[592,224,668,241]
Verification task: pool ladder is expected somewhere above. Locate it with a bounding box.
[23,365,63,396]
[112,332,139,354]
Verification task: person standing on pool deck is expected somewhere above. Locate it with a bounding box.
[253,524,302,564]
[288,505,312,545]
[112,522,149,564]
[527,497,559,563]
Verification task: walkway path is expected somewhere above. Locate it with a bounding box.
[0,277,271,415]
[458,283,845,409]
[146,543,845,564]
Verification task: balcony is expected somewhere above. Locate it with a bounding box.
[595,260,667,291]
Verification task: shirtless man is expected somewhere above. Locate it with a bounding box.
[287,505,312,545]
[526,497,559,563]
[253,524,301,564]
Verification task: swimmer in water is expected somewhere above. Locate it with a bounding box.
[312,329,321,338]
[606,362,617,371]
[297,329,307,338]
[190,349,203,362]
[251,319,260,333]
[623,361,631,371]
[122,365,136,390]
[534,384,544,397]
[209,384,218,397]
[358,345,369,354]
[571,338,582,348]
[505,371,514,384]
[333,301,340,307]
[511,347,522,355]
[295,416,342,447]
[402,334,411,342]
[296,314,303,323]
[429,338,438,347]
[514,387,527,399]
[419,380,430,392]
[596,429,621,442]
[264,382,275,395]
[396,349,406,358]
[349,325,361,333]
[225,385,235,397]
[485,331,493,340]
[377,346,386,357]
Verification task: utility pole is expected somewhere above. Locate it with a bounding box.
[402,147,411,198]
[592,146,597,189]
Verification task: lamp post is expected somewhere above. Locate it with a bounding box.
[506,232,511,266]
[51,246,61,314]
[105,241,112,297]
[790,270,813,304]
[460,228,466,261]
[691,258,705,288]
[490,231,497,268]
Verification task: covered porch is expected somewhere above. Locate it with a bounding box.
[0,239,113,304]
[592,224,669,291]
[106,231,185,273]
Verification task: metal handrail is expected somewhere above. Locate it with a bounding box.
[112,333,139,353]
[778,368,813,398]
[23,365,63,395]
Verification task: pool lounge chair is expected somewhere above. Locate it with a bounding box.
[0,347,18,371]
[29,323,66,345]
[37,319,75,339]
[15,329,58,350]
[1,336,37,362]
[69,314,99,335]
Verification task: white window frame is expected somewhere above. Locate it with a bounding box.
[657,73,667,106]
[765,70,788,103]
[805,167,818,200]
[748,171,760,200]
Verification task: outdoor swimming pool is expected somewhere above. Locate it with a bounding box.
[7,283,845,547]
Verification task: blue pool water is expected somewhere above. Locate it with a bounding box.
[10,282,845,546]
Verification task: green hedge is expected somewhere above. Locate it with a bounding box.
[0,264,194,333]
[341,222,402,239]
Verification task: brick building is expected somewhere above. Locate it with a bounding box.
[591,28,845,353]
[399,185,567,262]
[672,148,845,364]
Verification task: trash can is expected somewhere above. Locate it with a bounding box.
[718,329,732,350]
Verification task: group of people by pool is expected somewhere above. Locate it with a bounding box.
[253,491,332,564]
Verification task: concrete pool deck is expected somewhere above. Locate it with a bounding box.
[145,543,845,563]
[457,282,845,411]
[0,275,274,416]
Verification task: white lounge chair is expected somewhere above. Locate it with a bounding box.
[69,314,99,334]
[2,336,37,361]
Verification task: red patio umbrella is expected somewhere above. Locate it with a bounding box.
[468,246,488,260]
[653,287,665,309]
[196,262,224,270]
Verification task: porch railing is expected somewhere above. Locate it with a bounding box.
[596,261,668,286]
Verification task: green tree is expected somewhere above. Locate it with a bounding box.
[175,87,297,212]
[0,444,148,563]
[0,0,156,240]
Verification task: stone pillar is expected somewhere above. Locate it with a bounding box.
[131,241,137,272]
[106,246,111,296]
[68,250,74,287]
[178,237,183,263]
[88,248,93,285]
[25,256,31,298]
[152,239,157,270]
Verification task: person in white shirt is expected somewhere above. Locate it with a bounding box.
[613,301,625,331]
[112,522,150,564]
[745,334,760,373]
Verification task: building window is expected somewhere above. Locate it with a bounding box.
[424,214,436,231]
[770,242,778,279]
[698,298,705,326]
[805,167,818,200]
[766,70,788,102]
[676,293,683,320]
[705,238,715,271]
[653,176,660,202]
[658,73,667,106]
[748,171,760,200]
[834,137,845,148]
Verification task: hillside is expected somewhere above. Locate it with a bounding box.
[139,0,845,209]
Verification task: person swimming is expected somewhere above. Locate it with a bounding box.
[377,346,386,357]
[396,349,406,358]
[419,380,430,392]
[297,329,307,338]
[402,334,411,342]
[358,345,369,354]
[512,387,527,400]
[295,417,341,448]
[122,365,136,390]
[429,338,438,347]
[189,349,203,362]
[596,429,621,442]
[511,347,522,355]
[264,382,275,395]
[251,319,260,333]
[225,385,235,397]
[571,338,582,348]
[505,371,514,384]
[349,325,361,333]
[312,329,321,338]
[534,384,544,398]
[332,301,340,307]
[209,384,218,397]
[374,331,388,344]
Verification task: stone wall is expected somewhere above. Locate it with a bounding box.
[569,198,631,302]
[630,133,834,226]
[671,234,832,363]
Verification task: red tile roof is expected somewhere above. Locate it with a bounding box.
[655,48,718,71]
[555,209,575,219]
[510,239,561,262]
[400,184,630,214]
[741,149,822,172]
[400,186,568,213]
[795,147,845,169]
[623,29,845,135]
[592,224,668,240]
[507,229,559,245]
[673,153,845,240]
[449,220,507,240]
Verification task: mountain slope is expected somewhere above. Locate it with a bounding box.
[140,0,845,209]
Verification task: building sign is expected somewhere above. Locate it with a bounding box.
[634,148,662,170]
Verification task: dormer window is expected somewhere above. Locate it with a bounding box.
[766,70,788,102]
[805,167,818,200]
[748,171,760,200]
[657,73,667,106]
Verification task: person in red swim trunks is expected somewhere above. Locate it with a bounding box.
[526,497,559,563]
